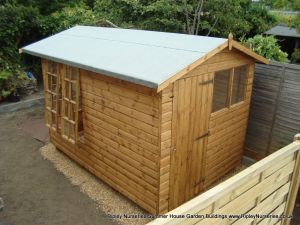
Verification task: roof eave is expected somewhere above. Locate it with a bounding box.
[156,40,269,93]
[156,41,229,93]
[231,41,269,65]
[20,48,159,89]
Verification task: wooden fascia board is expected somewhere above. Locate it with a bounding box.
[232,41,269,64]
[156,41,228,93]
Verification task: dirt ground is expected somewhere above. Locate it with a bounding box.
[0,106,117,225]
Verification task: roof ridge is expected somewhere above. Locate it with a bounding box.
[60,33,209,54]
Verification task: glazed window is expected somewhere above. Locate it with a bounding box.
[45,61,60,131]
[231,66,247,105]
[212,69,230,112]
[44,61,83,144]
[61,66,81,143]
[212,65,248,113]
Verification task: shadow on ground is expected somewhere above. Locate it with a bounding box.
[0,105,116,225]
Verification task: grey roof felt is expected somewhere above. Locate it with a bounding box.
[265,25,300,38]
[21,26,227,88]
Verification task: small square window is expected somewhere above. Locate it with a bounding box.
[231,66,247,105]
[212,69,230,113]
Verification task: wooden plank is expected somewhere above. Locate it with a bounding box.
[80,71,158,106]
[169,73,213,210]
[82,90,159,126]
[283,135,300,225]
[84,129,159,179]
[53,132,157,206]
[82,98,159,136]
[84,121,158,170]
[245,62,300,158]
[51,133,158,213]
[84,115,159,160]
[147,140,300,224]
[81,82,159,117]
[84,105,159,147]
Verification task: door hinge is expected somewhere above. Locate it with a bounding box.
[194,130,210,141]
[199,79,213,85]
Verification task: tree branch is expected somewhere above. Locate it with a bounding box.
[206,17,218,36]
[195,0,204,35]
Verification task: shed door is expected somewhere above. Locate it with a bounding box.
[169,73,213,210]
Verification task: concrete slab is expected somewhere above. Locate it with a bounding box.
[19,118,49,143]
[0,106,117,225]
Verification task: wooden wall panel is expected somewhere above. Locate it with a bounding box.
[45,47,256,215]
[245,62,300,159]
[205,64,255,188]
[49,68,161,214]
[168,73,213,211]
[168,49,255,210]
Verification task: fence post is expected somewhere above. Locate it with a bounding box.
[283,134,300,225]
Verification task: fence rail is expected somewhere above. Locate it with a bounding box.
[245,61,300,159]
[148,134,300,225]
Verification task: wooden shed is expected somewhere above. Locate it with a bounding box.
[21,26,268,214]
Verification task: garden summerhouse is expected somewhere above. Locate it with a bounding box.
[21,26,268,214]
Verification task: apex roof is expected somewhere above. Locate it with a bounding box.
[21,26,268,91]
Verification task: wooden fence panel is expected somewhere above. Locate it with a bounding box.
[245,62,300,159]
[147,135,300,225]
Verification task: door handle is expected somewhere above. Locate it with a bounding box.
[194,130,210,141]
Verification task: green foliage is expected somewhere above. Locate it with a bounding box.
[94,0,144,28]
[0,4,40,45]
[140,0,184,32]
[271,12,296,26]
[197,0,275,38]
[0,70,27,97]
[262,0,300,10]
[241,35,288,62]
[243,4,277,37]
[294,13,300,32]
[39,5,99,35]
[291,48,300,64]
[93,0,275,38]
[0,4,40,70]
[0,0,282,99]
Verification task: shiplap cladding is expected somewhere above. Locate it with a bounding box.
[245,62,300,159]
[44,48,257,214]
[168,49,255,211]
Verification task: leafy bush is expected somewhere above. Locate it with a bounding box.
[0,69,36,98]
[271,12,296,26]
[294,14,300,32]
[0,70,21,97]
[0,4,40,74]
[241,35,288,62]
[39,5,100,35]
[291,49,300,64]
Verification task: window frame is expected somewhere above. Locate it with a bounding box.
[61,65,81,144]
[211,65,249,115]
[42,60,82,144]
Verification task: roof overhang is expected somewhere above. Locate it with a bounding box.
[156,38,269,92]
